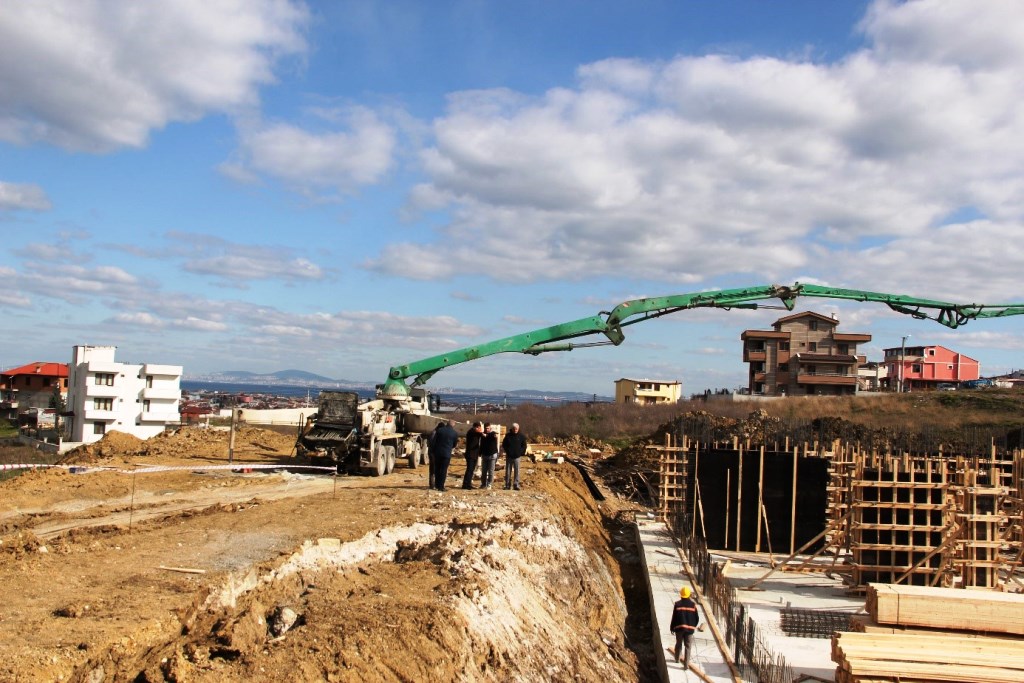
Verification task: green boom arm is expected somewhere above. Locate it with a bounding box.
[381,283,1024,397]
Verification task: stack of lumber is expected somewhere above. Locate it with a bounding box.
[832,632,1024,682]
[867,584,1024,635]
[832,583,1024,682]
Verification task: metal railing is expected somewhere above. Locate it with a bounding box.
[667,513,795,683]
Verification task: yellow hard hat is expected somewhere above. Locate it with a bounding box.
[680,586,691,599]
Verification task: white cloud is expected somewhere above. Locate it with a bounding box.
[0,0,308,151]
[0,181,51,211]
[370,0,1024,302]
[226,107,397,196]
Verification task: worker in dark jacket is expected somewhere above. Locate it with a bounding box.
[501,422,527,490]
[669,586,700,666]
[479,423,499,489]
[430,420,458,492]
[461,421,484,489]
[427,423,443,489]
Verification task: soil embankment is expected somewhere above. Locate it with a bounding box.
[0,427,651,682]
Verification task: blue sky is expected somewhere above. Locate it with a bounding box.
[3,0,1024,396]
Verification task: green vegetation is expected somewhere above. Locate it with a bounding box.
[0,419,17,439]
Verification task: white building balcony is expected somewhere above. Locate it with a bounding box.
[143,363,183,376]
[86,361,122,373]
[140,409,180,423]
[142,387,181,401]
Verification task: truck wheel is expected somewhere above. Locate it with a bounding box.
[420,437,430,466]
[373,444,387,477]
[408,440,421,469]
[385,445,396,474]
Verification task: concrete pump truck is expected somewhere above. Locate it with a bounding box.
[296,283,1024,475]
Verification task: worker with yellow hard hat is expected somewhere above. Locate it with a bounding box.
[669,585,700,666]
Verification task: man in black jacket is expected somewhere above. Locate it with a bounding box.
[461,421,484,489]
[501,422,527,490]
[430,420,458,492]
[669,586,700,666]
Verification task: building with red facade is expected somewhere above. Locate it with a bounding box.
[0,361,69,420]
[883,344,979,391]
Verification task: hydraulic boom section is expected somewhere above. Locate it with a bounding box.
[381,283,1024,397]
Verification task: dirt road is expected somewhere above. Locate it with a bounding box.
[0,428,654,682]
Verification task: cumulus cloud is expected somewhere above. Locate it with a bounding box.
[0,0,309,151]
[223,107,397,197]
[110,231,326,287]
[368,0,1024,301]
[0,181,51,211]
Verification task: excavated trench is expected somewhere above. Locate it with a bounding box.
[71,515,644,682]
[0,458,655,683]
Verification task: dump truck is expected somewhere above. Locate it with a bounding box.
[296,386,451,475]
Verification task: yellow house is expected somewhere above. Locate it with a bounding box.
[614,378,682,405]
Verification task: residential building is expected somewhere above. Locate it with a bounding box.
[65,345,182,445]
[741,312,870,396]
[614,378,682,405]
[857,361,888,392]
[882,344,979,391]
[0,361,68,420]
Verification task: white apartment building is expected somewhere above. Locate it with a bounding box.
[65,345,182,445]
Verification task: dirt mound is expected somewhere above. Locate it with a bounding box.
[60,426,297,464]
[61,430,145,463]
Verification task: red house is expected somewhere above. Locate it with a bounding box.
[1,361,69,419]
[883,344,979,391]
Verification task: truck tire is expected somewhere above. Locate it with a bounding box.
[420,437,430,466]
[372,444,387,477]
[384,445,396,474]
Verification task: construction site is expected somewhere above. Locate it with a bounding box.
[2,388,1024,683]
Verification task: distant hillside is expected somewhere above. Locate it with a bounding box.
[200,369,341,385]
[184,369,610,401]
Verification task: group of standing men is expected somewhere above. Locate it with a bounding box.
[426,420,528,492]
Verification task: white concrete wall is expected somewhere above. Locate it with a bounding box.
[66,345,182,444]
[237,407,314,426]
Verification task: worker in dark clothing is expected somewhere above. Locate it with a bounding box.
[427,423,443,489]
[479,423,499,489]
[461,421,484,489]
[501,422,527,490]
[669,586,700,666]
[430,420,458,492]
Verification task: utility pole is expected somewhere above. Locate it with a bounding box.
[900,335,910,393]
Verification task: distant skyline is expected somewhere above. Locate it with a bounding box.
[3,0,1024,396]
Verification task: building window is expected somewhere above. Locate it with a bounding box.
[838,343,849,354]
[947,364,954,370]
[809,321,819,331]
[779,341,790,351]
[93,398,113,411]
[94,373,114,386]
[913,364,922,373]
[93,422,106,436]
[146,375,153,388]
[143,399,151,412]
[928,349,935,356]
[809,342,818,352]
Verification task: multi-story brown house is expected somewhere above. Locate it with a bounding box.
[741,312,870,396]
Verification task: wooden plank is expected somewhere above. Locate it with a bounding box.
[867,583,1024,635]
